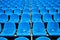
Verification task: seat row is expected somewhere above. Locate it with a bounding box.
[0,8,31,15]
[0,14,30,23]
[1,37,60,40]
[0,0,30,10]
[0,22,30,36]
[33,22,60,36]
[32,5,60,14]
[0,9,21,15]
[0,13,60,23]
[0,0,24,10]
[0,8,60,16]
[32,0,60,10]
[0,22,60,36]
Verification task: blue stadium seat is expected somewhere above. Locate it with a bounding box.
[17,5,23,10]
[54,14,60,22]
[33,22,46,36]
[38,4,44,10]
[32,8,38,14]
[0,2,2,7]
[17,22,30,36]
[43,14,53,22]
[36,37,50,40]
[21,14,30,22]
[23,9,30,14]
[32,14,41,22]
[5,9,13,15]
[0,9,4,15]
[9,14,19,23]
[14,9,21,15]
[0,22,16,36]
[58,8,60,13]
[15,37,29,40]
[24,5,30,9]
[0,24,1,32]
[57,37,60,40]
[46,4,52,10]
[40,9,48,15]
[0,37,7,40]
[49,8,57,15]
[53,4,60,9]
[10,5,16,10]
[23,8,30,15]
[2,5,8,10]
[0,14,8,23]
[47,22,60,36]
[32,6,37,10]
